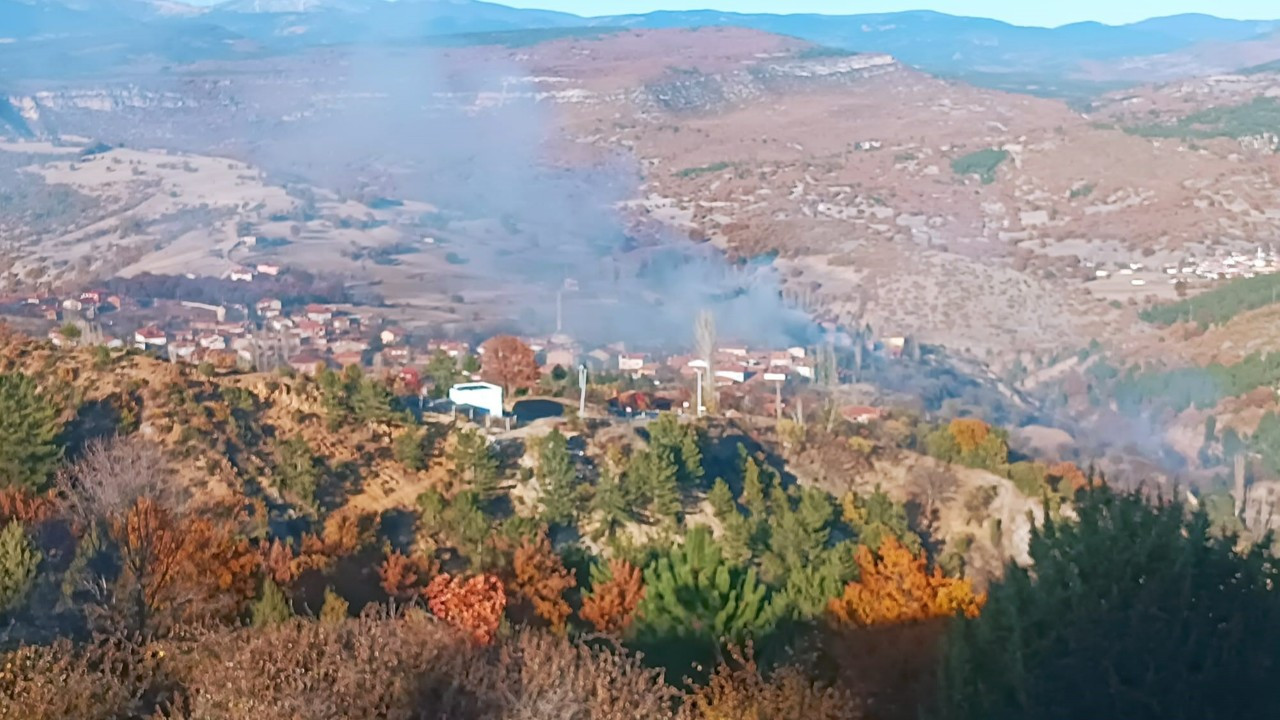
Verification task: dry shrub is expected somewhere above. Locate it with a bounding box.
[161,613,676,720]
[58,436,184,523]
[0,636,175,720]
[680,645,859,720]
[165,610,498,720]
[497,631,678,720]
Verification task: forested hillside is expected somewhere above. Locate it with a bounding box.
[0,328,1277,718]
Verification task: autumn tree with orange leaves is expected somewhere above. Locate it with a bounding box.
[378,550,438,602]
[97,498,257,636]
[480,335,541,398]
[1047,461,1090,495]
[510,533,575,633]
[425,573,506,645]
[828,536,984,627]
[580,559,644,635]
[0,488,59,527]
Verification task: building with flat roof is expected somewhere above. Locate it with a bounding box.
[449,382,504,418]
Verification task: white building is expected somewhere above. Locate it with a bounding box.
[449,382,504,418]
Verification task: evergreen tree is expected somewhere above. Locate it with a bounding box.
[707,478,752,565]
[633,527,776,669]
[252,577,293,627]
[0,372,63,491]
[738,448,769,521]
[776,541,857,620]
[445,490,489,561]
[843,487,922,553]
[0,520,40,613]
[393,428,426,472]
[424,350,461,398]
[276,436,321,510]
[318,586,349,625]
[761,487,834,586]
[315,367,351,428]
[629,446,681,528]
[589,468,633,542]
[350,373,395,424]
[707,478,736,517]
[647,413,704,487]
[450,428,499,500]
[537,429,580,528]
[937,487,1280,720]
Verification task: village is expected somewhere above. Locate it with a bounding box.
[0,271,915,426]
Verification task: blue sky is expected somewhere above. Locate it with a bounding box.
[495,1,1277,27]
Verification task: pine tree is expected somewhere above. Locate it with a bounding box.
[393,428,426,472]
[763,487,834,586]
[935,488,1278,720]
[738,449,769,520]
[0,520,40,613]
[318,586,349,624]
[251,577,293,627]
[589,468,633,542]
[315,367,351,427]
[777,541,856,620]
[276,436,320,510]
[708,478,752,565]
[647,413,704,487]
[634,527,776,651]
[537,429,579,528]
[0,373,63,492]
[708,478,736,517]
[629,446,681,528]
[450,428,499,500]
[350,373,395,424]
[842,487,922,553]
[424,350,461,398]
[445,491,489,562]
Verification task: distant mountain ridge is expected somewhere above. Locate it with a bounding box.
[3,0,1280,89]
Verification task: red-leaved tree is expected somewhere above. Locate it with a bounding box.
[426,573,506,645]
[480,336,541,397]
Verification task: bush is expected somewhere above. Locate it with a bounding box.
[950,149,1009,184]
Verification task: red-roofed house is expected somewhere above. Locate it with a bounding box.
[842,406,884,424]
[134,326,167,349]
[305,304,334,323]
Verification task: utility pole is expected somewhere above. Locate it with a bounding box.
[696,369,704,418]
[775,379,783,421]
[578,364,587,417]
[555,289,563,334]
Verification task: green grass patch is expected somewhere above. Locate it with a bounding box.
[1140,272,1280,327]
[950,149,1009,184]
[675,162,732,179]
[1124,97,1280,141]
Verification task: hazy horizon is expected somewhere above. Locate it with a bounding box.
[174,0,1280,29]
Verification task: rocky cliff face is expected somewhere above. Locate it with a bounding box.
[639,54,900,113]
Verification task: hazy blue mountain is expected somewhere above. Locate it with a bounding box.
[1129,13,1280,44]
[4,1,1280,89]
[585,9,1273,74]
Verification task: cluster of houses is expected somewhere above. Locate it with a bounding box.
[1091,246,1280,286]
